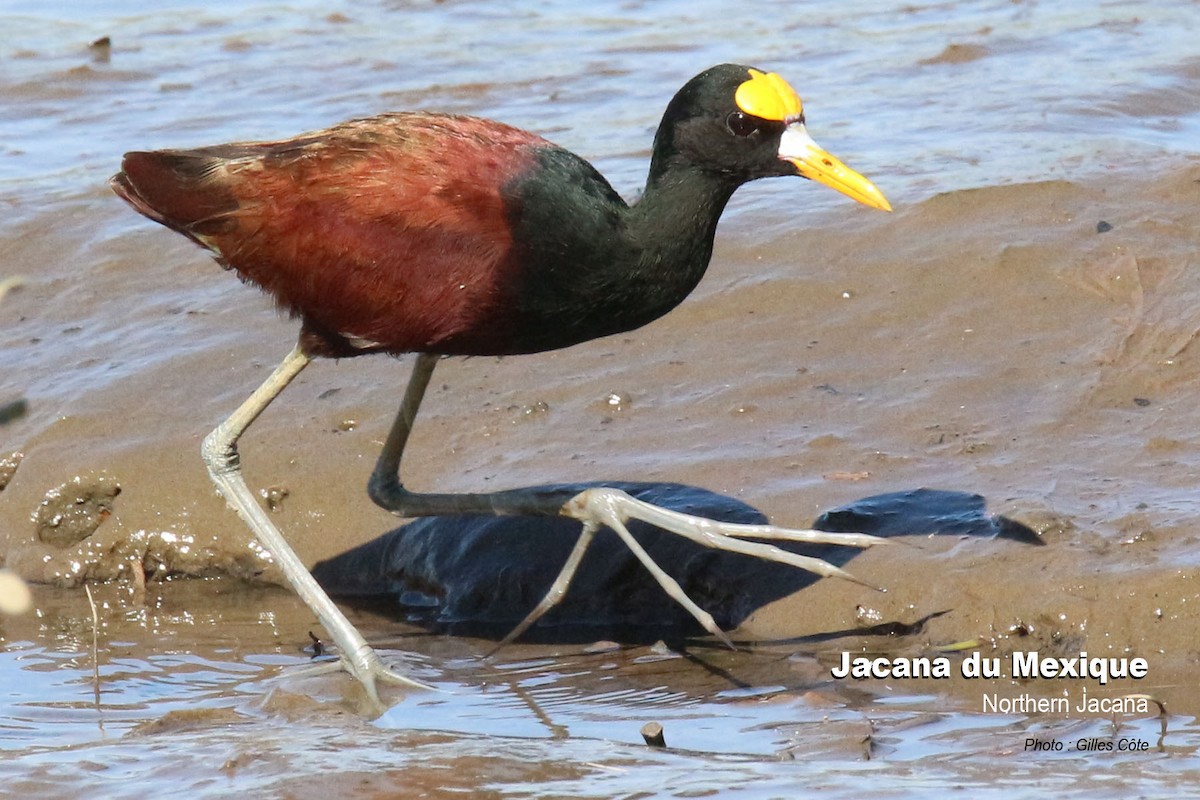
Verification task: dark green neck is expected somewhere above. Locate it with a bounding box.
[622,161,740,313]
[506,147,742,354]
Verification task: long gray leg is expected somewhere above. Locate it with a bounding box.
[201,344,429,704]
[368,353,578,516]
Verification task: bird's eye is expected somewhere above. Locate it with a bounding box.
[725,111,760,137]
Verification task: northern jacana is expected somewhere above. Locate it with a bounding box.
[112,64,892,703]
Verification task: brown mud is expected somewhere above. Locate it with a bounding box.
[4,166,1200,720]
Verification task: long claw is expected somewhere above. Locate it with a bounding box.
[602,511,737,650]
[579,491,888,550]
[488,520,600,657]
[552,487,881,646]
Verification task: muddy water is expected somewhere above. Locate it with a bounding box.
[3,0,1200,796]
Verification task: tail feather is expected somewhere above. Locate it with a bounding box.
[110,151,239,241]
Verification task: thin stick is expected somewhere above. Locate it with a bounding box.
[640,721,666,748]
[84,583,102,720]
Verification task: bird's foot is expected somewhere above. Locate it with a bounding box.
[490,487,884,654]
[288,639,432,709]
[345,640,433,699]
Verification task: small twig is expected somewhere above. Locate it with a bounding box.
[129,558,146,606]
[640,721,666,748]
[1125,693,1169,747]
[84,583,102,715]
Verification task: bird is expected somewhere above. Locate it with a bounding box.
[111,63,892,704]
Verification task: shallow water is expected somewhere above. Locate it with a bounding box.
[3,0,1200,796]
[4,582,1199,798]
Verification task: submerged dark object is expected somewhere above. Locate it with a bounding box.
[313,485,1040,643]
[0,399,27,426]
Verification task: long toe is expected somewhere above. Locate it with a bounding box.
[560,486,884,598]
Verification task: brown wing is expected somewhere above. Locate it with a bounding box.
[112,113,550,356]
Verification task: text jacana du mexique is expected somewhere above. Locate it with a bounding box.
[831,650,1152,715]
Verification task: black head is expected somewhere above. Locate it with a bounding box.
[648,63,891,210]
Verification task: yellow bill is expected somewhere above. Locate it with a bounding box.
[779,122,892,212]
